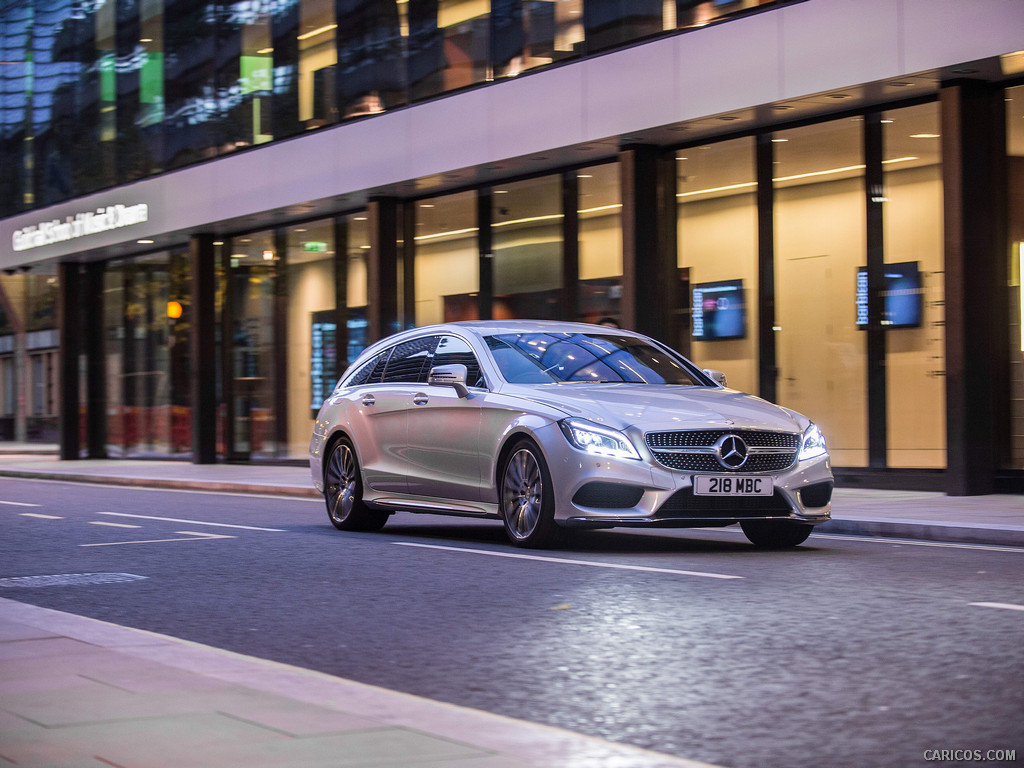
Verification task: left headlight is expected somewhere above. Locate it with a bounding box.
[559,418,642,461]
[798,422,828,461]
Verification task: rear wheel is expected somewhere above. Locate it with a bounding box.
[499,440,564,548]
[740,519,813,548]
[324,438,388,532]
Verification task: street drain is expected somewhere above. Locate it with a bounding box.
[0,573,148,589]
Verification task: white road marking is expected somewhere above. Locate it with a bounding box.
[969,602,1024,612]
[19,513,62,519]
[395,542,743,580]
[1,500,41,507]
[81,531,235,547]
[89,521,141,528]
[97,512,285,532]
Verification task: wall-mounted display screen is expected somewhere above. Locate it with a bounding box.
[855,261,923,329]
[692,279,745,340]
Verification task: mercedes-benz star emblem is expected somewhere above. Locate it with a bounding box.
[715,434,749,469]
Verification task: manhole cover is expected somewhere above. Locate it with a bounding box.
[0,573,148,589]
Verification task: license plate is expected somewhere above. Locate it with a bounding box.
[694,475,773,496]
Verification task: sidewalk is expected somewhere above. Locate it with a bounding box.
[0,598,715,768]
[0,451,1021,546]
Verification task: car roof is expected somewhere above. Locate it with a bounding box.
[351,320,644,365]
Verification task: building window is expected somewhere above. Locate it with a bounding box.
[577,162,622,324]
[1008,84,1024,471]
[882,102,945,468]
[492,173,563,319]
[285,218,335,459]
[414,190,479,324]
[677,137,758,393]
[774,118,867,468]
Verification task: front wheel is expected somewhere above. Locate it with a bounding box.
[324,438,389,532]
[740,519,813,548]
[499,440,565,548]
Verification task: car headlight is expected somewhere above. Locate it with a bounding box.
[798,423,828,461]
[559,418,641,461]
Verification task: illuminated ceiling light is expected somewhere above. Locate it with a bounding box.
[419,203,435,209]
[353,216,367,221]
[256,47,273,54]
[910,133,940,139]
[492,213,564,228]
[262,249,275,260]
[676,157,920,198]
[577,204,623,217]
[298,23,337,40]
[140,37,152,43]
[167,301,183,320]
[881,119,894,124]
[213,241,224,246]
[414,227,479,242]
[137,239,154,244]
[771,138,788,143]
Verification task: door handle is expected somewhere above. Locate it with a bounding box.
[413,393,429,406]
[361,394,376,406]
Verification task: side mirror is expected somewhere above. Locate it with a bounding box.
[428,364,471,398]
[703,368,727,387]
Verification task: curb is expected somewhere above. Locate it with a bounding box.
[0,469,321,499]
[816,518,1024,548]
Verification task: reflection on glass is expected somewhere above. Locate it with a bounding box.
[774,119,866,467]
[299,0,337,126]
[230,230,278,458]
[677,138,757,388]
[408,0,491,100]
[578,163,622,324]
[493,174,563,319]
[1009,85,1024,469]
[104,251,191,457]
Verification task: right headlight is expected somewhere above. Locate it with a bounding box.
[798,422,828,461]
[558,418,641,461]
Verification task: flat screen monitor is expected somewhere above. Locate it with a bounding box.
[692,279,745,341]
[855,261,923,329]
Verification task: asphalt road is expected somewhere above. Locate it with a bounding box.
[1,478,1021,768]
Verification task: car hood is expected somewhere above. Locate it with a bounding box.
[506,383,808,434]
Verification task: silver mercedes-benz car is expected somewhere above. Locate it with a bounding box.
[310,320,833,548]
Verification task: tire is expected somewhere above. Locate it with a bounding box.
[740,519,813,548]
[499,440,565,548]
[324,438,389,532]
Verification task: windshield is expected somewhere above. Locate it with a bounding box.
[485,332,705,385]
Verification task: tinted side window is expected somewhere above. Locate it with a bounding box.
[346,349,391,386]
[433,335,485,388]
[382,336,442,383]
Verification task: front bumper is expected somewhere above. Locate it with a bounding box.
[545,434,833,529]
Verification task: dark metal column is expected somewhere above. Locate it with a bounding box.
[477,190,493,321]
[84,263,106,458]
[58,262,80,460]
[190,234,217,464]
[865,112,888,469]
[561,171,580,321]
[273,228,289,455]
[756,135,778,403]
[620,144,676,339]
[333,216,350,372]
[941,81,1009,495]
[367,197,399,343]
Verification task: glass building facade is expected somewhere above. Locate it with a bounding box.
[1,0,1022,496]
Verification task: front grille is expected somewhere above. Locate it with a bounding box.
[645,429,799,473]
[655,488,794,519]
[647,430,800,449]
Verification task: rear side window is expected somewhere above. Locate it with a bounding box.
[382,336,442,383]
[345,349,391,386]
